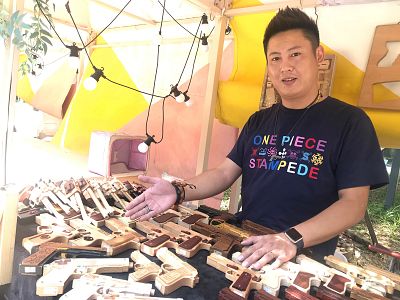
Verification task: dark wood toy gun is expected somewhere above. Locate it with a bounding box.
[197,205,238,224]
[191,221,243,257]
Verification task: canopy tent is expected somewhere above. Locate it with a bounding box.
[1,0,400,188]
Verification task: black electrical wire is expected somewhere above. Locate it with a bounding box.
[186,29,202,91]
[34,0,67,47]
[156,0,215,39]
[85,0,132,47]
[177,19,202,85]
[66,2,166,99]
[102,76,165,98]
[145,0,168,143]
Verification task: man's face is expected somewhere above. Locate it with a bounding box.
[266,29,324,107]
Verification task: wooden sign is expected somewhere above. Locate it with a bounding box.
[359,24,400,110]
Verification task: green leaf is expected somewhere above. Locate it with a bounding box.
[42,42,47,54]
[40,28,51,37]
[30,31,39,38]
[41,35,52,45]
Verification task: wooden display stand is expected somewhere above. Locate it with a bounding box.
[0,186,18,285]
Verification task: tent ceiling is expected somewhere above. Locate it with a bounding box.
[24,0,225,35]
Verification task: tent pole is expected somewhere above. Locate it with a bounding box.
[194,15,227,206]
[0,0,23,186]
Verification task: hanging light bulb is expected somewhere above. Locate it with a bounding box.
[138,134,155,153]
[201,34,209,52]
[84,67,104,91]
[200,13,209,34]
[225,24,232,35]
[183,91,193,107]
[67,43,80,70]
[170,84,185,103]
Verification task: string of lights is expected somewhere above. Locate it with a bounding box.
[35,0,214,152]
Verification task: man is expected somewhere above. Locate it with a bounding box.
[125,7,388,269]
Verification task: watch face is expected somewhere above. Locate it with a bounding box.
[286,227,302,243]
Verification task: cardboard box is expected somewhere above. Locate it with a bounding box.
[88,131,148,177]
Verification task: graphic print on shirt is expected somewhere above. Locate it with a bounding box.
[248,134,327,180]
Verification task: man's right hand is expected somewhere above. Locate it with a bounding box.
[124,175,176,221]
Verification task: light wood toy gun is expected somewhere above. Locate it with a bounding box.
[129,250,162,282]
[151,205,209,229]
[135,220,183,256]
[59,273,154,299]
[296,254,355,296]
[325,255,397,297]
[19,241,107,275]
[207,252,262,299]
[155,247,199,295]
[22,220,81,253]
[162,221,213,257]
[36,257,132,296]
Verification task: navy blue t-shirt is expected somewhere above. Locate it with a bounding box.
[228,97,388,261]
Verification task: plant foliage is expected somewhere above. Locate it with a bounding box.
[0,0,54,75]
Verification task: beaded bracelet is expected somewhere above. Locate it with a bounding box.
[171,180,196,205]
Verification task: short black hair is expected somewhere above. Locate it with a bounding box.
[263,7,320,55]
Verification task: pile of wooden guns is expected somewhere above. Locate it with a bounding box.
[16,177,400,299]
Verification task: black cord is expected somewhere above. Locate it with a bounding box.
[157,0,204,39]
[102,76,165,98]
[34,0,67,47]
[66,2,96,68]
[145,44,162,137]
[145,0,167,143]
[66,2,166,99]
[186,30,202,91]
[314,6,319,26]
[85,0,132,47]
[177,19,202,85]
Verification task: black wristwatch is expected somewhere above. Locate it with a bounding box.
[284,227,304,250]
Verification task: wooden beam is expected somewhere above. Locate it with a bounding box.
[89,0,156,26]
[196,15,228,175]
[185,0,222,15]
[23,8,90,31]
[107,16,206,32]
[224,0,318,17]
[91,35,233,48]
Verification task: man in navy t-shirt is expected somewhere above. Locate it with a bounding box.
[126,7,388,268]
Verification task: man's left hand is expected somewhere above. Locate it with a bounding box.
[237,233,297,270]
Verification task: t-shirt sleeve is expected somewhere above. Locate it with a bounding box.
[335,109,388,190]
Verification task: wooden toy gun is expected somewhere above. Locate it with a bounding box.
[60,273,154,300]
[162,221,213,257]
[151,205,209,229]
[19,241,107,275]
[207,252,262,299]
[325,255,397,296]
[135,220,184,256]
[22,220,81,253]
[155,247,199,294]
[191,221,243,257]
[36,257,133,296]
[197,204,239,224]
[296,254,355,296]
[129,250,162,283]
